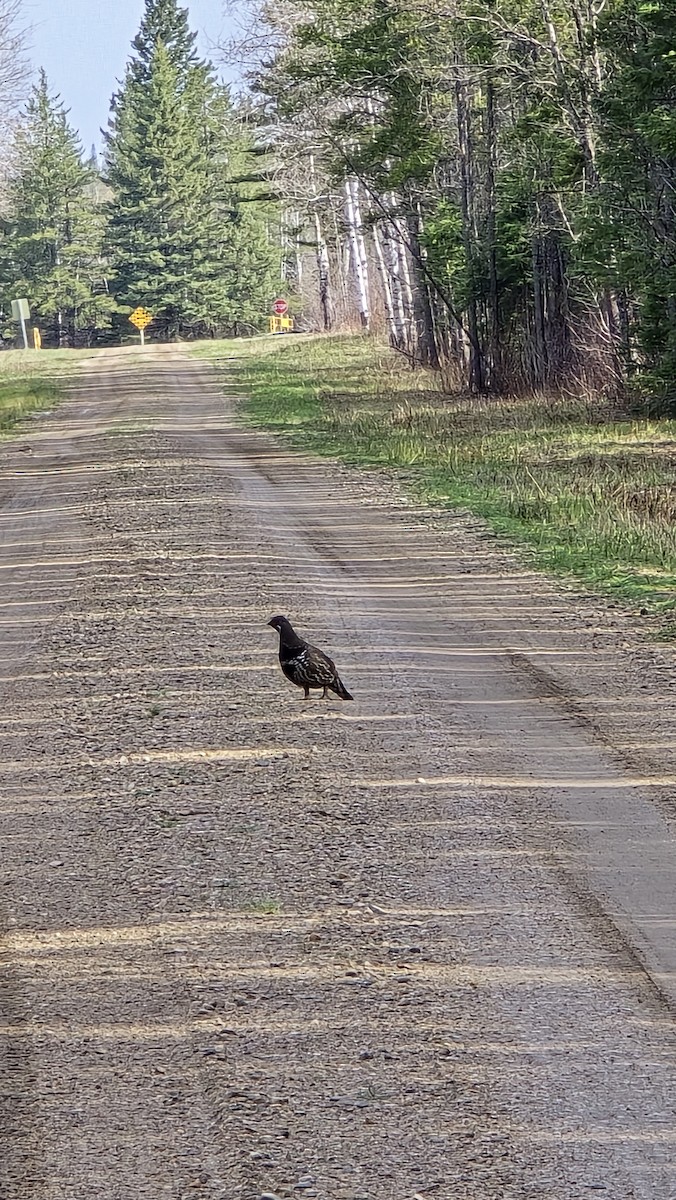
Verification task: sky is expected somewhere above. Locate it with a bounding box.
[24,0,237,156]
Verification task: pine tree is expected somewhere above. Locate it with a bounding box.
[0,70,116,346]
[106,0,280,338]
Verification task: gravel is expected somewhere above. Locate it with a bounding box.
[1,346,675,1199]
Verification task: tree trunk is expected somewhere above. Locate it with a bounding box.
[531,219,547,388]
[294,210,303,292]
[309,155,335,331]
[485,77,501,390]
[372,221,400,345]
[540,0,598,189]
[543,206,570,380]
[314,209,334,331]
[386,199,415,343]
[344,177,370,328]
[617,289,632,370]
[455,79,484,391]
[405,207,440,369]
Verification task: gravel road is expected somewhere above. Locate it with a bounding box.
[1,345,675,1200]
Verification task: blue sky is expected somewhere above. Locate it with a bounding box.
[25,0,234,155]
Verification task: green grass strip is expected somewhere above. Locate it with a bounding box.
[0,347,88,435]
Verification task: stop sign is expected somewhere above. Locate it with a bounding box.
[273,298,289,316]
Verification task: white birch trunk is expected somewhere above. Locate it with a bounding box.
[372,224,398,342]
[293,210,303,291]
[380,191,415,350]
[309,154,334,330]
[341,236,352,312]
[386,189,415,325]
[280,210,289,282]
[382,219,410,345]
[314,209,334,330]
[344,176,370,328]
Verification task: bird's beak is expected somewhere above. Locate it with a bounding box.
[267,619,276,628]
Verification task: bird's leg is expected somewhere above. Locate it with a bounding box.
[303,685,310,700]
[322,686,329,699]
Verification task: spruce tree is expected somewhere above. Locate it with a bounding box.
[106,0,280,338]
[212,118,282,332]
[0,71,116,346]
[132,0,199,82]
[106,42,212,335]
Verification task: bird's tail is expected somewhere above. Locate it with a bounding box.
[331,674,354,701]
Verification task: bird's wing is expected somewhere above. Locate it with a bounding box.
[285,644,336,685]
[306,644,338,680]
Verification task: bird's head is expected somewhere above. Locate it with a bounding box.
[268,615,304,649]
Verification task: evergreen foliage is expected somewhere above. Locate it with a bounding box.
[105,0,280,338]
[597,0,676,406]
[0,71,115,346]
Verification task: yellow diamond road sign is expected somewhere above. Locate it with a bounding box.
[129,306,153,330]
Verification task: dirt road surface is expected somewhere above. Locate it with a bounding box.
[1,346,676,1200]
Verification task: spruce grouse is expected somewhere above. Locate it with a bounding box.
[268,615,354,700]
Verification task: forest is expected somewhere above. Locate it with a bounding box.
[247,0,675,410]
[0,0,672,411]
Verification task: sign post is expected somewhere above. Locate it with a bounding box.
[269,298,294,334]
[11,299,30,350]
[129,306,153,346]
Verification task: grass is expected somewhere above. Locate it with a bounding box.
[0,347,88,433]
[200,332,676,625]
[244,897,282,915]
